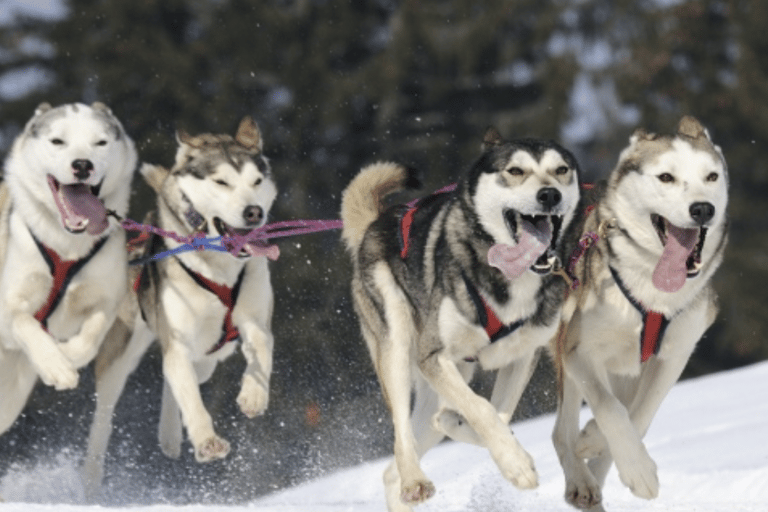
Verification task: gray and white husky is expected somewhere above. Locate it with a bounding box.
[0,102,137,434]
[340,128,581,511]
[552,116,728,510]
[82,117,277,496]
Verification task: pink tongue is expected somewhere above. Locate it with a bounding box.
[488,218,552,280]
[48,175,109,235]
[60,184,109,235]
[244,242,280,261]
[652,224,699,292]
[225,231,281,260]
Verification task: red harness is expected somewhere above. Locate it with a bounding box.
[32,234,108,330]
[564,185,669,363]
[177,260,245,355]
[609,266,669,362]
[398,190,525,343]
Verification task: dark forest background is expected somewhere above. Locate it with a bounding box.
[0,0,766,505]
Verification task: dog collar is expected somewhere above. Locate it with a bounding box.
[176,259,245,354]
[609,266,669,362]
[30,231,109,330]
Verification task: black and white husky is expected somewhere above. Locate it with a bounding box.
[340,128,581,511]
[82,118,277,496]
[0,102,137,435]
[552,116,729,510]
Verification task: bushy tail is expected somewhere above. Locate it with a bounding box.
[340,161,419,256]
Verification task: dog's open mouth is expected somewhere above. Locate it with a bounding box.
[650,213,707,292]
[213,217,279,260]
[487,210,563,281]
[47,174,108,235]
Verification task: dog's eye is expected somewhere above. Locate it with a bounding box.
[95,140,108,147]
[214,179,230,187]
[254,178,263,186]
[706,172,719,182]
[555,166,569,176]
[50,138,64,145]
[657,173,675,183]
[507,167,524,176]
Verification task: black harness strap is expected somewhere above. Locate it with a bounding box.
[462,273,526,343]
[397,193,526,345]
[609,266,670,362]
[31,232,109,330]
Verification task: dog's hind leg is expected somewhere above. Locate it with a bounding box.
[158,381,183,459]
[384,373,448,512]
[370,264,434,507]
[0,349,37,435]
[82,315,154,500]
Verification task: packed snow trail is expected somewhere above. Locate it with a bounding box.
[2,362,767,511]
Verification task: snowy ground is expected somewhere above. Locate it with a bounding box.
[2,361,767,511]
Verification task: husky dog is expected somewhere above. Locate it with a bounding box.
[341,128,581,511]
[0,102,136,435]
[551,116,728,510]
[82,117,278,495]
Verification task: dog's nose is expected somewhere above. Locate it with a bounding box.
[537,187,562,210]
[71,159,94,181]
[690,202,715,226]
[243,205,264,226]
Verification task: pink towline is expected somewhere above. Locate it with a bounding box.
[119,217,344,261]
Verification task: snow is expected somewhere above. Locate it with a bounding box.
[2,361,768,511]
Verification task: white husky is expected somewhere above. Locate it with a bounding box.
[83,118,278,497]
[0,102,137,435]
[552,116,728,510]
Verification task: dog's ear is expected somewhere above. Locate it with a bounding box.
[176,129,203,149]
[35,103,52,116]
[629,127,659,145]
[482,126,503,150]
[91,102,112,115]
[140,163,170,193]
[235,116,262,151]
[677,115,709,140]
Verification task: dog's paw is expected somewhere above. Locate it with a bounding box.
[565,472,602,509]
[615,446,659,500]
[194,435,230,463]
[400,479,435,505]
[576,419,608,459]
[38,356,79,390]
[237,375,268,418]
[493,441,538,489]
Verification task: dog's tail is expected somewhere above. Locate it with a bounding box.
[340,161,420,256]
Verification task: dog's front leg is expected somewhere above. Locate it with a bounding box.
[419,299,538,490]
[10,311,78,390]
[435,351,539,446]
[59,308,111,368]
[161,335,230,463]
[237,320,273,418]
[565,346,659,500]
[576,297,713,466]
